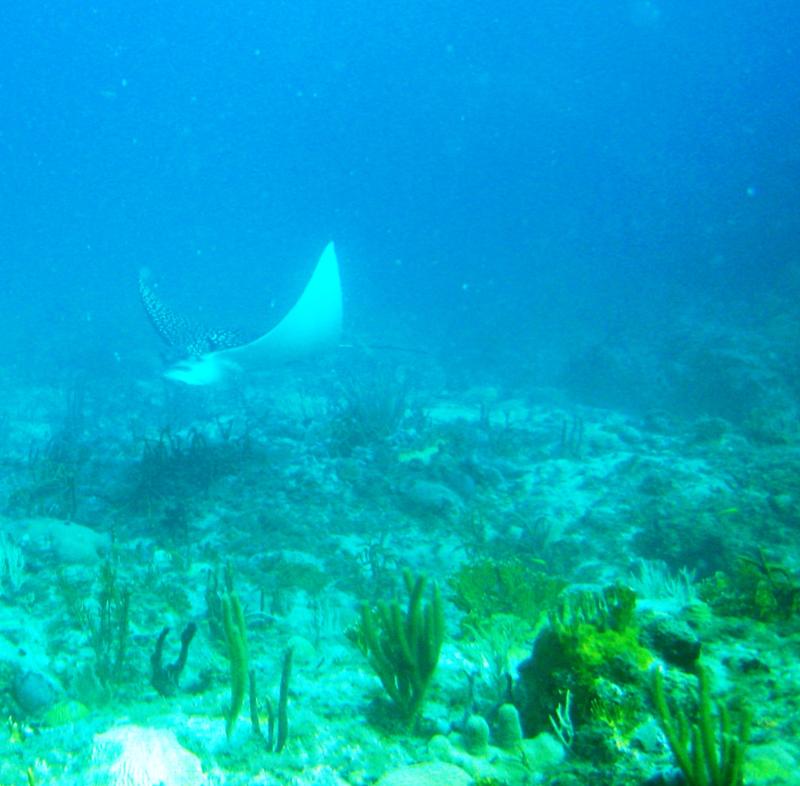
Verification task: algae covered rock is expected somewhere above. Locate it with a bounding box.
[640,614,701,670]
[516,584,652,737]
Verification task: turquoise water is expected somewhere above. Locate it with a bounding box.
[0,2,798,784]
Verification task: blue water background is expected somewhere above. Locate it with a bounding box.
[1,1,798,387]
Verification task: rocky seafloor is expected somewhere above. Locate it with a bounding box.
[0,344,799,786]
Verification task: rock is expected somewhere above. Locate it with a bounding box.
[284,766,351,786]
[630,718,662,754]
[746,741,799,784]
[15,517,111,565]
[286,635,317,664]
[401,480,463,515]
[11,669,58,714]
[90,725,206,786]
[520,732,566,770]
[691,417,730,443]
[375,762,472,786]
[641,615,702,670]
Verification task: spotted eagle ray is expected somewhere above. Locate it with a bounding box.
[139,242,342,385]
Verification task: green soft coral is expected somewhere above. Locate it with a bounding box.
[652,666,749,786]
[450,557,565,629]
[356,569,445,726]
[221,591,248,740]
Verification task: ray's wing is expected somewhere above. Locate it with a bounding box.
[164,241,342,385]
[138,269,243,356]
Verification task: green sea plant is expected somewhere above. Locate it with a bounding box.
[7,431,84,519]
[256,553,330,606]
[464,613,537,707]
[222,589,249,740]
[150,622,197,697]
[450,557,565,630]
[206,563,234,644]
[129,424,251,516]
[548,688,574,750]
[353,568,445,726]
[700,548,800,622]
[82,560,131,689]
[548,584,637,638]
[651,666,749,786]
[249,646,293,753]
[328,365,409,454]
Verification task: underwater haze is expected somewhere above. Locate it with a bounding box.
[1,2,800,785]
[1,0,797,380]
